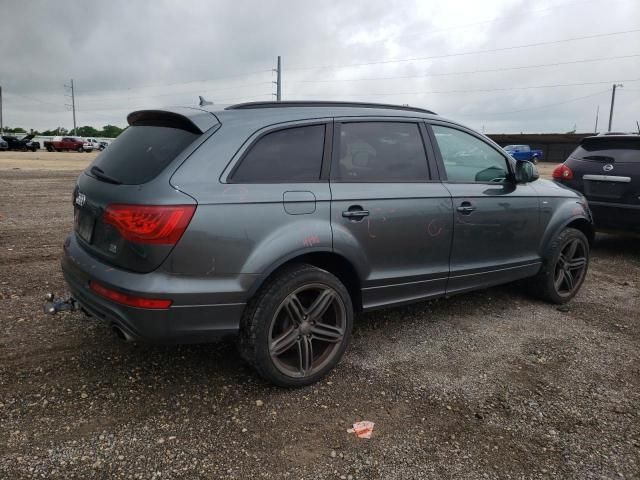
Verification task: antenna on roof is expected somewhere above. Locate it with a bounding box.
[199,96,213,107]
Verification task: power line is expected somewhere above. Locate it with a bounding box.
[292,78,640,98]
[386,0,629,42]
[288,54,640,84]
[287,28,640,71]
[4,91,64,108]
[76,93,272,113]
[458,89,611,117]
[78,69,272,95]
[79,81,273,104]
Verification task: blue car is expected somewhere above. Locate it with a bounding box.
[504,145,543,163]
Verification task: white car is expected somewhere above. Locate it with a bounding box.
[82,138,101,152]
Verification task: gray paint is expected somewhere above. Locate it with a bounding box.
[62,103,593,342]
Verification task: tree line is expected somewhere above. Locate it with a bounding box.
[1,125,125,138]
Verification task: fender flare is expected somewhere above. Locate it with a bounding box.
[540,212,594,259]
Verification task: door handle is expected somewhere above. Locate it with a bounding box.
[342,206,370,220]
[456,202,476,215]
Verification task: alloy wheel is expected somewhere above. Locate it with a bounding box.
[553,238,587,297]
[268,283,347,378]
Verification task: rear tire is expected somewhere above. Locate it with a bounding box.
[238,264,353,387]
[529,227,589,304]
[532,156,539,164]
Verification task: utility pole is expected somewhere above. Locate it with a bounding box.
[607,83,623,132]
[273,56,282,102]
[594,105,599,133]
[65,79,77,135]
[0,85,3,135]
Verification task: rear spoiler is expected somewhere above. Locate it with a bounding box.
[127,107,219,134]
[580,135,640,148]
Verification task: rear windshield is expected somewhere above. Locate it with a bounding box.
[571,137,640,163]
[89,126,199,184]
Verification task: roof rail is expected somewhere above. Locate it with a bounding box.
[225,101,437,115]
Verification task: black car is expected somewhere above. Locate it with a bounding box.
[1,134,40,151]
[553,134,640,233]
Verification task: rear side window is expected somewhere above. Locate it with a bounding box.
[571,137,640,163]
[334,122,429,182]
[231,125,325,183]
[90,126,198,185]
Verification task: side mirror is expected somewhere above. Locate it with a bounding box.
[515,159,539,183]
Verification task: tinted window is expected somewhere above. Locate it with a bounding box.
[335,122,429,182]
[90,126,198,185]
[232,125,325,183]
[433,126,509,183]
[572,137,640,163]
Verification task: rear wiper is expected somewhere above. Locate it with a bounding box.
[90,166,122,185]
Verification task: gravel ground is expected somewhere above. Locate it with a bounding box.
[0,157,638,479]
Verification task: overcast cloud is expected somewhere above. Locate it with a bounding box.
[1,0,639,133]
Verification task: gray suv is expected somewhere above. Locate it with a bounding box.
[61,101,593,386]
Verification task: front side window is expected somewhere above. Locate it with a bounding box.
[334,122,429,182]
[432,126,509,183]
[231,124,325,183]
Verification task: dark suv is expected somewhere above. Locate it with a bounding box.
[61,101,593,386]
[553,134,640,233]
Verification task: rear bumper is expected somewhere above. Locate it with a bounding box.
[588,201,640,233]
[61,234,251,343]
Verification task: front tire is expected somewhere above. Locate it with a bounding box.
[529,227,589,304]
[239,264,353,387]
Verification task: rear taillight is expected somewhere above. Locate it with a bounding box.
[90,281,172,309]
[103,204,196,245]
[552,164,574,180]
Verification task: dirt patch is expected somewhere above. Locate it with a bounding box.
[0,150,97,171]
[0,160,638,479]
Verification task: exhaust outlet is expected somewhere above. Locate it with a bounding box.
[111,325,133,342]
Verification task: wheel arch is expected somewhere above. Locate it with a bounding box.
[541,214,595,257]
[565,217,595,246]
[248,251,363,312]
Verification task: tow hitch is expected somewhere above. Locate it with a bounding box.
[43,292,78,315]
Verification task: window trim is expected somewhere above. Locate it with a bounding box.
[425,121,516,185]
[226,121,331,184]
[330,118,435,183]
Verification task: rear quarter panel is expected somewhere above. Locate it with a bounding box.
[166,117,335,300]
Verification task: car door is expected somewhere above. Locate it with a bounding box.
[427,123,541,295]
[330,119,453,310]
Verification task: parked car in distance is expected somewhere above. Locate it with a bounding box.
[60,101,594,387]
[1,134,40,151]
[504,144,543,163]
[553,134,640,233]
[83,138,101,152]
[98,141,109,150]
[44,136,86,152]
[0,137,8,151]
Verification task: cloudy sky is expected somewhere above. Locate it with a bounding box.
[1,0,639,133]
